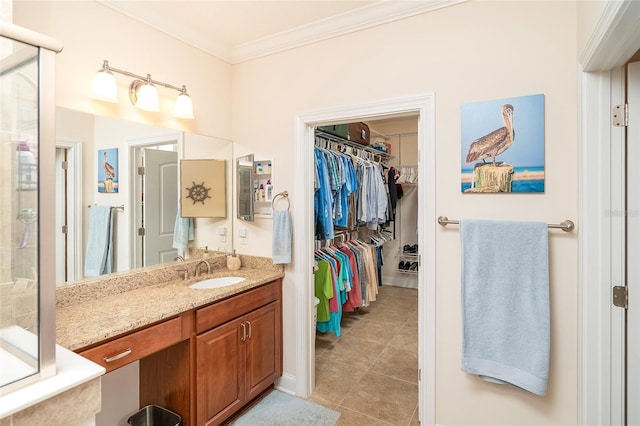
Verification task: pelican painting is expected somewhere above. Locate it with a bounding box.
[98,148,119,193]
[103,151,115,179]
[465,104,514,166]
[461,94,545,193]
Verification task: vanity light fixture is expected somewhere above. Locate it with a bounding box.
[90,60,194,119]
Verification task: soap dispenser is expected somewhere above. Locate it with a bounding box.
[227,250,241,271]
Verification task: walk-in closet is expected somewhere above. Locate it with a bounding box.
[310,117,420,425]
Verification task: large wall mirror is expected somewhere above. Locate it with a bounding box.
[55,107,233,285]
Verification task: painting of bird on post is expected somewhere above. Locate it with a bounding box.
[461,94,545,193]
[98,148,119,193]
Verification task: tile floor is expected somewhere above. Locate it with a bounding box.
[309,284,419,425]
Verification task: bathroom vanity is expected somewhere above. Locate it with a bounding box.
[56,255,283,426]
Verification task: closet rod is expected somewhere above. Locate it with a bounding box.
[437,216,575,232]
[314,129,393,162]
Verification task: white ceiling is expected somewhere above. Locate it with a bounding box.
[98,0,465,64]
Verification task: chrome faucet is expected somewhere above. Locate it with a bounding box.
[174,255,188,280]
[194,259,211,277]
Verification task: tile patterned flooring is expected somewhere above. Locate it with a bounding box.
[309,285,419,425]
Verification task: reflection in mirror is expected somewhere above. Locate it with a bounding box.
[131,141,179,270]
[237,154,254,222]
[55,107,233,285]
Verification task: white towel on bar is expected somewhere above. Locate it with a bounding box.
[84,205,114,276]
[460,219,550,396]
[272,209,292,264]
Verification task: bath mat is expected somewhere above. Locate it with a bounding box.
[231,390,340,426]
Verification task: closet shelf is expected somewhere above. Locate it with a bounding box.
[399,253,419,259]
[315,129,394,163]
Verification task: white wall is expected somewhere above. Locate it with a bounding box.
[231,1,578,425]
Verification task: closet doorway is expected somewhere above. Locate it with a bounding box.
[293,94,436,425]
[312,116,419,424]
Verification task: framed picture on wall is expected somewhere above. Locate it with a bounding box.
[98,148,119,193]
[461,94,545,193]
[180,159,226,218]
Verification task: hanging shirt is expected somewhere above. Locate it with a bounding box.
[335,155,357,228]
[314,148,334,240]
[314,259,333,323]
[340,245,362,311]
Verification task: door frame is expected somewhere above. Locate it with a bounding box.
[579,1,640,424]
[55,137,82,283]
[128,132,182,269]
[292,94,436,425]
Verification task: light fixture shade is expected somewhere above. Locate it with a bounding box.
[90,70,117,103]
[135,82,160,112]
[174,92,194,119]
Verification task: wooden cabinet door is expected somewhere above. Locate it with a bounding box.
[196,317,245,426]
[245,301,282,401]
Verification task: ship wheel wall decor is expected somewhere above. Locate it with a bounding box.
[185,181,211,204]
[180,159,227,218]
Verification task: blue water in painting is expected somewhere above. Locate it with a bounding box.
[461,166,544,193]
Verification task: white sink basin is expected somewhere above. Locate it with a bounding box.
[188,276,245,289]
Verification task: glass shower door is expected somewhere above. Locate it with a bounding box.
[0,28,57,395]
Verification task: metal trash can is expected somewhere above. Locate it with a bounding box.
[127,405,182,426]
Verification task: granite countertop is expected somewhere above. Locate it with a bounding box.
[56,255,284,352]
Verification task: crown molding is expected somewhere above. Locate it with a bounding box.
[230,0,467,64]
[98,0,467,65]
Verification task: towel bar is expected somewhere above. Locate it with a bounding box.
[88,204,125,212]
[437,216,575,232]
[272,191,290,211]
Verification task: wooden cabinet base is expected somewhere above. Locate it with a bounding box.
[137,279,282,426]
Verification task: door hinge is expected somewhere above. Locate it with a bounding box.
[613,285,628,309]
[61,225,68,234]
[138,227,146,236]
[61,161,68,170]
[613,104,629,127]
[418,369,421,381]
[138,166,145,176]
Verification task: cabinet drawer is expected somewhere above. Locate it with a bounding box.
[79,317,183,372]
[196,279,281,334]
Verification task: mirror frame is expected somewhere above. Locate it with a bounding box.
[236,154,254,222]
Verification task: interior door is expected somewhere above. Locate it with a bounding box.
[627,60,640,425]
[143,149,178,266]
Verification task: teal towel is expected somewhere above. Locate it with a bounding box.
[460,219,550,396]
[272,209,292,264]
[84,205,114,276]
[172,204,194,254]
